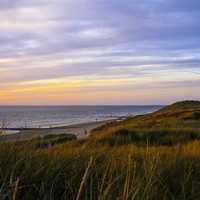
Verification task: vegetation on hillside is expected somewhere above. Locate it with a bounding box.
[0,101,200,200]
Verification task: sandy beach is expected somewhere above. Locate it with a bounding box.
[0,120,114,142]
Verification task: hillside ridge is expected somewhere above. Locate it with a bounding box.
[157,100,200,113]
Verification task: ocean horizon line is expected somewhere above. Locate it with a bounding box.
[0,104,165,107]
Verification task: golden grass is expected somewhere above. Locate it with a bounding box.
[1,139,200,199]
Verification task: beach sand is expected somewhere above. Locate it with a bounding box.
[0,120,113,142]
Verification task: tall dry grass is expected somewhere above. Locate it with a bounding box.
[1,139,200,199]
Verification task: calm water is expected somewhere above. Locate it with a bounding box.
[0,105,163,128]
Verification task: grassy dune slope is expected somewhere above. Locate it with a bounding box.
[1,101,200,200]
[88,101,200,146]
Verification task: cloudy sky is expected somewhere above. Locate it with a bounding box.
[0,0,200,105]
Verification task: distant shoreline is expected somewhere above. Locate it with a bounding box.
[0,106,162,142]
[0,105,162,130]
[2,117,122,131]
[0,119,118,142]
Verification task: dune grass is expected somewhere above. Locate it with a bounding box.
[1,140,200,199]
[0,101,200,199]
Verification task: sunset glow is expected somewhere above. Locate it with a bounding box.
[0,0,199,105]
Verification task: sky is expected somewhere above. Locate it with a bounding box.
[0,0,200,105]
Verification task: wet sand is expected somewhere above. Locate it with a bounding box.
[0,120,114,142]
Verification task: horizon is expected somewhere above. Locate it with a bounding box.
[0,104,165,106]
[0,0,200,105]
[0,99,199,106]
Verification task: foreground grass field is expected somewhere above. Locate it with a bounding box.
[0,101,200,200]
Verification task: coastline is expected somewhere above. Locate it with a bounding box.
[0,119,116,142]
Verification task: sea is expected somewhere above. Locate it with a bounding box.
[0,105,163,129]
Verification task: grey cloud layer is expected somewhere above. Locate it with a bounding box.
[0,0,200,86]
